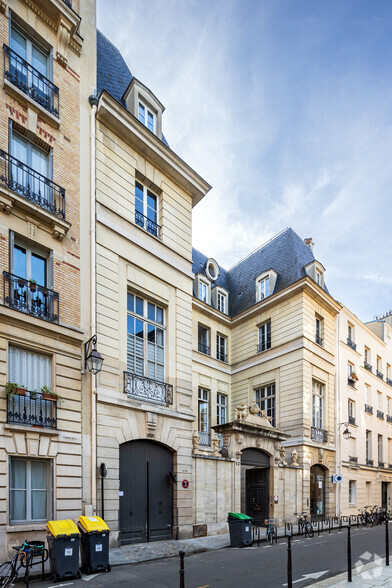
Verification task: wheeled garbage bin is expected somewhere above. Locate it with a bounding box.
[227,512,253,547]
[47,519,81,583]
[77,516,111,574]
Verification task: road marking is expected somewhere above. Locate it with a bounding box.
[82,572,102,581]
[282,570,329,585]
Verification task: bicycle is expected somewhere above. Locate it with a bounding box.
[358,506,374,527]
[293,512,314,538]
[0,541,47,587]
[265,518,277,544]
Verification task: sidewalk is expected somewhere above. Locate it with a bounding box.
[311,558,392,587]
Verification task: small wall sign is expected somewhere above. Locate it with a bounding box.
[182,479,189,489]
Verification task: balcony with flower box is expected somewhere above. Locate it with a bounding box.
[364,362,372,372]
[6,387,57,429]
[3,273,59,324]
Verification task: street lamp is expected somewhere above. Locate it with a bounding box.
[85,335,104,375]
[338,422,351,440]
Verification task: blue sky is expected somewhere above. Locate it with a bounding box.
[97,0,392,323]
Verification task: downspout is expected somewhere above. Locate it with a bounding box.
[335,311,341,516]
[89,94,98,513]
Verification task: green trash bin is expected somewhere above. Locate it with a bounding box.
[227,512,253,547]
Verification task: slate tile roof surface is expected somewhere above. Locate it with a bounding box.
[192,228,329,317]
[96,30,169,146]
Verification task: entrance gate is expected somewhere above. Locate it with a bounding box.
[119,440,173,545]
[242,448,270,526]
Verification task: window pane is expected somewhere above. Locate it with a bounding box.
[135,297,144,316]
[31,45,47,77]
[11,133,28,165]
[138,103,145,124]
[147,302,155,321]
[127,315,135,335]
[127,293,134,312]
[31,461,47,489]
[147,325,155,344]
[11,28,27,60]
[135,319,144,338]
[14,245,26,279]
[156,307,163,324]
[31,490,47,520]
[31,253,46,286]
[156,328,163,346]
[10,490,26,521]
[147,111,154,132]
[11,460,26,488]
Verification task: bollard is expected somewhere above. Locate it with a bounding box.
[287,532,293,588]
[179,550,185,588]
[386,514,390,566]
[347,519,352,582]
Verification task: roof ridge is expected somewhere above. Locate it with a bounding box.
[227,227,291,271]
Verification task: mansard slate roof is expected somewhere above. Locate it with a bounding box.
[96,30,169,146]
[193,228,329,317]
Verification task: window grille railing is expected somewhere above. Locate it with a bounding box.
[364,404,373,415]
[0,149,66,219]
[315,335,323,346]
[311,427,327,443]
[3,272,59,323]
[366,458,374,466]
[198,431,210,446]
[62,0,72,7]
[123,371,173,405]
[387,378,392,387]
[387,415,392,424]
[135,211,160,238]
[348,456,358,464]
[376,370,384,380]
[348,415,355,425]
[217,351,227,363]
[364,362,372,372]
[7,391,57,428]
[347,338,357,351]
[198,342,210,355]
[3,44,59,117]
[379,462,385,468]
[377,410,384,420]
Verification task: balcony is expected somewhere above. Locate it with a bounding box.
[198,342,210,356]
[377,410,384,420]
[135,211,160,238]
[347,338,357,351]
[376,370,384,380]
[348,456,358,464]
[311,427,327,443]
[123,371,173,405]
[387,378,392,387]
[217,351,228,363]
[0,150,66,219]
[198,431,210,446]
[379,462,385,468]
[347,375,357,387]
[3,45,59,117]
[348,415,356,426]
[315,335,323,346]
[7,391,57,429]
[387,415,392,424]
[3,273,59,323]
[364,362,372,372]
[366,458,374,466]
[257,340,271,353]
[364,404,373,415]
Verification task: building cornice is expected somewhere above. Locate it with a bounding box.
[96,91,211,207]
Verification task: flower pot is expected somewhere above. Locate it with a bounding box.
[42,393,56,402]
[30,285,37,292]
[16,388,26,396]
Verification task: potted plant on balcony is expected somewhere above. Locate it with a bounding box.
[5,382,27,400]
[41,385,63,403]
[29,279,37,292]
[17,277,26,289]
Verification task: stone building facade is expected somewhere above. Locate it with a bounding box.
[0,0,95,558]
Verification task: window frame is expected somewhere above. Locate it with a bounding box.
[134,181,159,237]
[255,383,276,427]
[348,480,356,505]
[312,381,324,429]
[198,324,210,356]
[9,457,52,525]
[10,22,51,80]
[217,291,227,314]
[198,388,210,444]
[216,334,227,362]
[217,393,227,425]
[259,276,270,300]
[258,321,271,353]
[138,100,156,133]
[199,280,209,303]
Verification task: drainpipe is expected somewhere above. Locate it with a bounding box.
[335,312,341,516]
[89,94,98,513]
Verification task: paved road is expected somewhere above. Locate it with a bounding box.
[33,524,389,588]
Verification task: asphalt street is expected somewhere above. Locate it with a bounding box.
[32,524,389,588]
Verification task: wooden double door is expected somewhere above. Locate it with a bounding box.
[246,468,269,526]
[119,440,173,545]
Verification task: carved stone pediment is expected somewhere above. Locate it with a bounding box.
[234,402,275,429]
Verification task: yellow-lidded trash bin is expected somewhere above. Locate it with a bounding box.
[46,519,81,583]
[77,516,111,575]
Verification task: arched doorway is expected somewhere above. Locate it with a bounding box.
[241,448,270,526]
[119,440,174,544]
[310,465,326,518]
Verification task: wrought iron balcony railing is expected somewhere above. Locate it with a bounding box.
[389,464,392,469]
[257,340,271,353]
[364,404,373,415]
[315,335,323,346]
[198,342,210,355]
[387,415,392,424]
[347,338,357,351]
[7,391,57,429]
[123,371,173,405]
[198,431,210,446]
[217,351,227,363]
[62,0,72,7]
[135,211,160,238]
[387,378,392,387]
[0,149,66,219]
[3,272,59,323]
[348,456,358,464]
[379,462,385,468]
[377,410,384,420]
[366,458,374,466]
[3,44,59,117]
[376,370,384,380]
[364,362,372,372]
[348,415,356,425]
[311,427,327,443]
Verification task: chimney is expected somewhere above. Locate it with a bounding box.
[304,237,314,252]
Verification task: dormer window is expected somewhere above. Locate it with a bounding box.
[304,260,325,288]
[199,281,208,303]
[316,271,321,285]
[211,285,228,314]
[217,291,226,313]
[256,270,277,303]
[138,101,155,133]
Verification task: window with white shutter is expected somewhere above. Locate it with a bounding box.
[9,346,51,390]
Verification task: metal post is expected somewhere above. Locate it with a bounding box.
[101,475,104,520]
[179,550,185,588]
[347,519,352,582]
[287,533,293,588]
[386,514,390,566]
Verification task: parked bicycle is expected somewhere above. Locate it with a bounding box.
[358,505,375,527]
[294,512,314,538]
[0,541,47,587]
[265,518,277,544]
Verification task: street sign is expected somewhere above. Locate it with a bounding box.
[182,479,189,489]
[331,474,343,483]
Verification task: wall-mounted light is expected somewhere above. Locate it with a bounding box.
[85,335,103,375]
[338,422,351,440]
